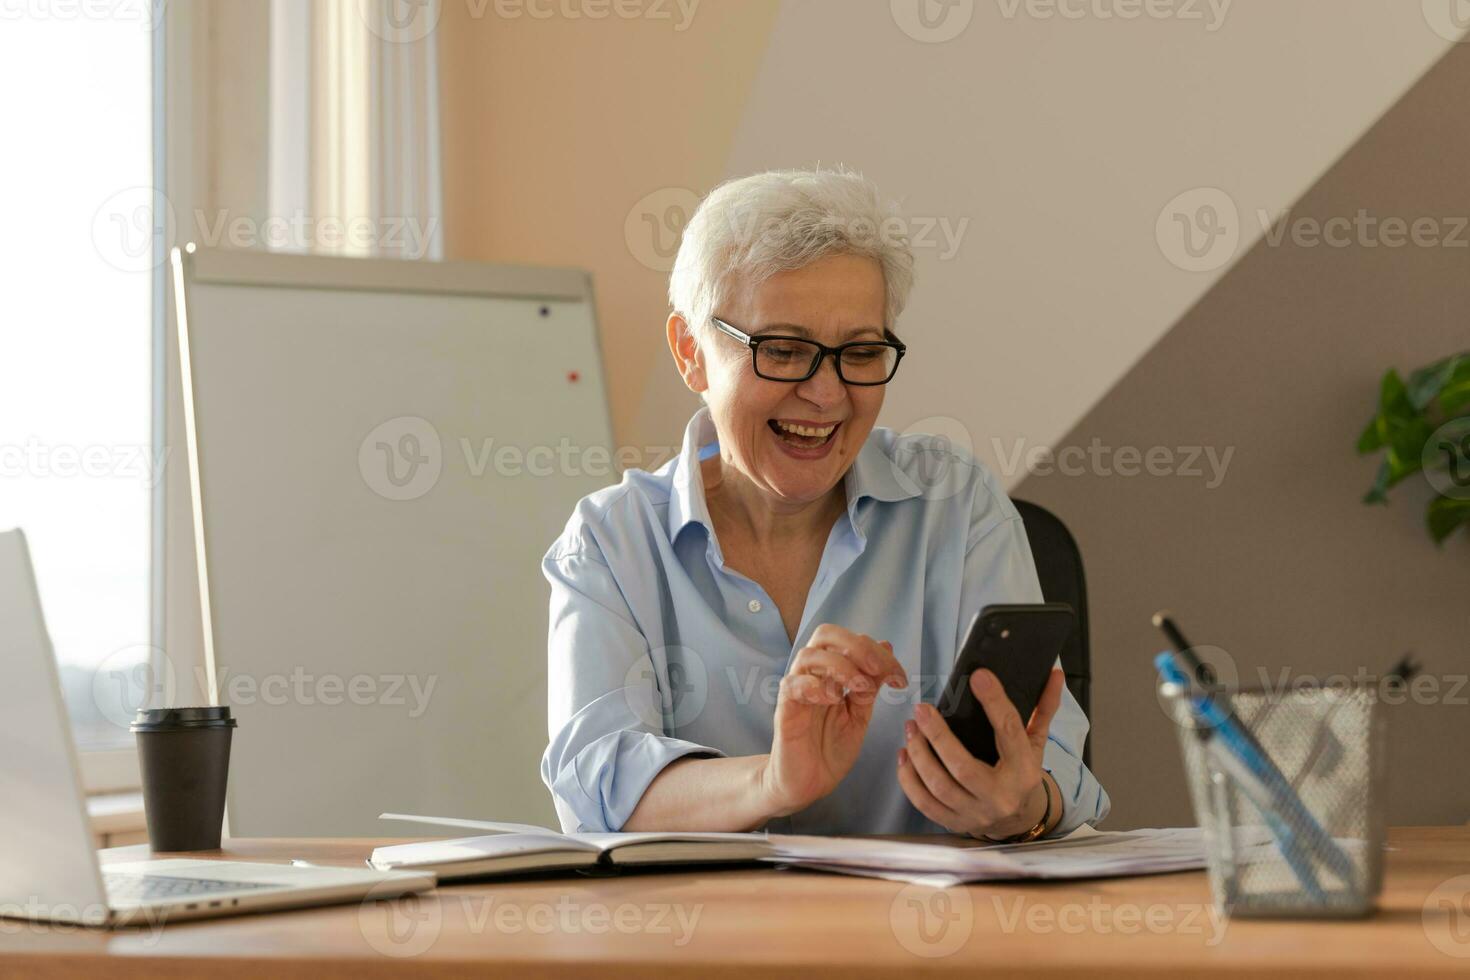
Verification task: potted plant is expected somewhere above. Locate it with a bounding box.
[1358,351,1470,545]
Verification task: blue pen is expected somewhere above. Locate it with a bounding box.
[1152,614,1357,889]
[1155,652,1328,901]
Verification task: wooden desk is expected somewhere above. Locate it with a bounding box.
[1,828,1466,978]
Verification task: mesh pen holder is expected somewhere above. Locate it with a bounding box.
[1162,679,1387,918]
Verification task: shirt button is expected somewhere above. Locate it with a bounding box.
[748,599,762,613]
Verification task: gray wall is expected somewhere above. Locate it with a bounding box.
[1020,45,1470,830]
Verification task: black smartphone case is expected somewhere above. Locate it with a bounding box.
[937,603,1075,765]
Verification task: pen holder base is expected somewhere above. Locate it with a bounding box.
[1165,680,1387,919]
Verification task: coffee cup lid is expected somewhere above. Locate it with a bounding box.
[130,706,237,732]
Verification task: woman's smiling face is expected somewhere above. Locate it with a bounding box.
[690,253,890,508]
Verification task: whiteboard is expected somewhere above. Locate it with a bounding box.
[171,245,614,835]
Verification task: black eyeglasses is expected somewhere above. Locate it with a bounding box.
[710,317,906,386]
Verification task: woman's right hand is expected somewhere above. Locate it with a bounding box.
[759,624,909,818]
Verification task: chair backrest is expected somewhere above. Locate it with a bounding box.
[1012,499,1092,766]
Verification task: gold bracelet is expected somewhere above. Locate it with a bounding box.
[980,778,1054,845]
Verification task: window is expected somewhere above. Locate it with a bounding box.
[0,7,160,781]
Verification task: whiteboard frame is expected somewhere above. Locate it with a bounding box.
[169,241,610,712]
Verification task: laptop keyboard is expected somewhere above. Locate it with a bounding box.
[104,872,282,901]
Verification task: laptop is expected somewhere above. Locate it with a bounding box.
[0,528,436,926]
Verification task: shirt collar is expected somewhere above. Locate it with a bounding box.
[666,407,924,544]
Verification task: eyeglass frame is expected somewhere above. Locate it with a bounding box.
[709,316,907,386]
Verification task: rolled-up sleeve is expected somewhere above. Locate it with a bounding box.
[540,533,724,833]
[961,495,1111,836]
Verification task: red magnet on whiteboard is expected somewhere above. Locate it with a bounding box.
[567,370,580,382]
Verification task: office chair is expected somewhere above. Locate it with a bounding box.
[1012,499,1092,767]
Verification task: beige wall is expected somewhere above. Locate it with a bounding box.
[435,1,1467,826]
[439,1,1456,474]
[1020,44,1470,828]
[437,0,781,451]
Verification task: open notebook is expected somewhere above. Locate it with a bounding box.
[369,813,772,880]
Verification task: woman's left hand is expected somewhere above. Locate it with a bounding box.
[897,667,1065,839]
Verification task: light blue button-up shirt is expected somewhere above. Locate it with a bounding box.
[540,407,1109,836]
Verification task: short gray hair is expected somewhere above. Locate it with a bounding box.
[669,168,916,340]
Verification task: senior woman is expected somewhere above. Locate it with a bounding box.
[541,169,1109,840]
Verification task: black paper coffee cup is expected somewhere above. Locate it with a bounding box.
[131,706,237,851]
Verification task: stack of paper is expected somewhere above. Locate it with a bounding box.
[765,827,1252,887]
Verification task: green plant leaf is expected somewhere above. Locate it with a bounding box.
[1406,354,1456,411]
[1435,356,1470,415]
[1362,460,1392,505]
[1427,495,1470,545]
[1358,369,1415,457]
[1355,416,1383,454]
[1380,416,1435,489]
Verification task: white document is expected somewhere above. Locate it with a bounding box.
[765,827,1242,887]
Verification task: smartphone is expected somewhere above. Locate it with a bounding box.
[937,603,1075,765]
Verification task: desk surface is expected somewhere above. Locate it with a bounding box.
[1,828,1467,978]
